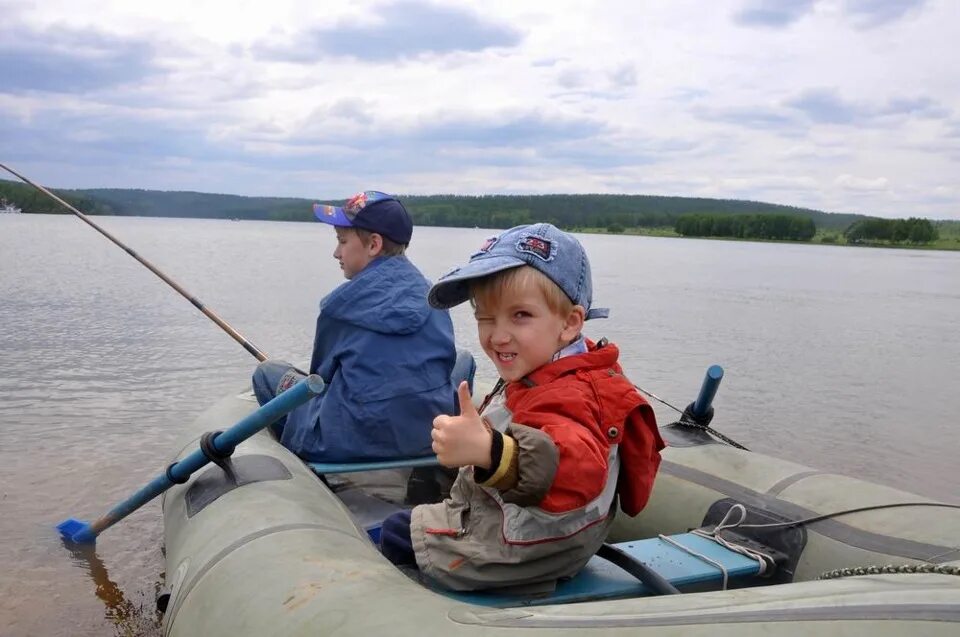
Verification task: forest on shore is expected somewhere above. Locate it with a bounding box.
[2,178,956,249]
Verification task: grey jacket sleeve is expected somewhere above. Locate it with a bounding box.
[496,423,559,507]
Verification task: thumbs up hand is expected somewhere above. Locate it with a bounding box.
[432,381,493,469]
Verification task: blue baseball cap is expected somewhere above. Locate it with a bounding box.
[313,191,413,245]
[428,223,609,320]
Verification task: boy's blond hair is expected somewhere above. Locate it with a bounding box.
[353,228,406,256]
[469,265,574,316]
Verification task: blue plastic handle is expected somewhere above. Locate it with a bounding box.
[58,375,325,544]
[691,365,724,419]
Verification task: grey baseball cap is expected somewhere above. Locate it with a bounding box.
[428,223,609,320]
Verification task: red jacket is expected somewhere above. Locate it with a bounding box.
[504,339,665,516]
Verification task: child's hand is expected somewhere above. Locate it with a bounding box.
[431,381,493,469]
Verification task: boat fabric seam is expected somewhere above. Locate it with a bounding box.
[164,522,363,632]
[765,470,829,496]
[661,461,958,562]
[449,603,960,627]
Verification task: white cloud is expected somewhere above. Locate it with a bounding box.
[0,0,958,219]
[834,174,890,191]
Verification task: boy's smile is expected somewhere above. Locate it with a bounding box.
[474,282,583,382]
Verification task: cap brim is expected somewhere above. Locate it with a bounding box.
[313,204,353,227]
[428,255,526,309]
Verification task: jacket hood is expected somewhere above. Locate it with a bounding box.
[319,256,432,335]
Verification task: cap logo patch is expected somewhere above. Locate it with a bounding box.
[479,235,498,252]
[516,234,554,261]
[470,235,499,258]
[344,192,369,215]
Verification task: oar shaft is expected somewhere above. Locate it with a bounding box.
[72,375,325,543]
[0,162,268,362]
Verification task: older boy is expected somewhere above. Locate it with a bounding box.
[379,222,665,591]
[252,191,457,462]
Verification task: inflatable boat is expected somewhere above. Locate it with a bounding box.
[157,376,960,636]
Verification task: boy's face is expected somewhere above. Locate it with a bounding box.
[333,227,377,279]
[474,283,584,382]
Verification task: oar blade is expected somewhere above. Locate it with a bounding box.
[57,518,95,544]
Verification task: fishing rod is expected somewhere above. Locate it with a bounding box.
[0,161,273,364]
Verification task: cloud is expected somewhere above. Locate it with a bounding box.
[694,104,805,132]
[669,87,709,103]
[785,89,859,124]
[240,109,669,175]
[252,1,522,63]
[720,174,821,193]
[326,99,376,125]
[405,112,603,147]
[733,0,817,27]
[608,63,637,89]
[878,96,949,119]
[834,174,889,191]
[0,106,230,167]
[841,0,927,29]
[733,0,927,30]
[556,68,587,90]
[784,88,949,125]
[531,57,568,68]
[0,23,163,93]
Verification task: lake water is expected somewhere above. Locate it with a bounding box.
[1,214,958,636]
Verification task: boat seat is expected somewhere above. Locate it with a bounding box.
[336,483,762,606]
[307,455,440,476]
[335,487,410,544]
[439,533,763,608]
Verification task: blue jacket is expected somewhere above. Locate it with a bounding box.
[280,256,456,461]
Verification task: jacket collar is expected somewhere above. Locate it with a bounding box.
[510,338,619,389]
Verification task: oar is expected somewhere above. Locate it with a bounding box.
[0,161,275,365]
[690,364,724,420]
[57,374,325,544]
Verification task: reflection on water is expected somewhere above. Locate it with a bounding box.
[1,215,958,636]
[63,541,162,636]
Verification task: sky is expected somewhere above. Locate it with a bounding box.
[1,0,958,219]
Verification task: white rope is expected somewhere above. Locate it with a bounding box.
[689,504,777,578]
[658,533,731,590]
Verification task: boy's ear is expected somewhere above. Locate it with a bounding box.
[367,232,384,256]
[561,305,586,341]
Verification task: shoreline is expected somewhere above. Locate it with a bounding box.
[10,211,960,252]
[573,225,960,252]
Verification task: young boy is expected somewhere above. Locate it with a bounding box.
[379,222,665,591]
[252,191,457,462]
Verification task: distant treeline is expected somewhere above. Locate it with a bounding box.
[844,217,938,244]
[396,194,860,231]
[2,179,955,243]
[0,179,110,215]
[675,213,816,241]
[0,179,862,230]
